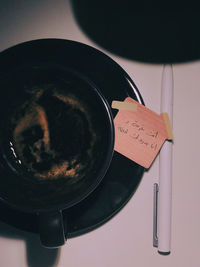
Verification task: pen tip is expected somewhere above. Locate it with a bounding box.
[158,250,171,256]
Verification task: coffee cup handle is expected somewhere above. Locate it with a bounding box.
[39,210,66,248]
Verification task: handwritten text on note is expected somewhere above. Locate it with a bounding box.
[112,98,172,169]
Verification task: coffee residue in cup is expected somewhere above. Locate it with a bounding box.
[11,86,97,180]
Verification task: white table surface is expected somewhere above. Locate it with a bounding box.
[0,1,200,266]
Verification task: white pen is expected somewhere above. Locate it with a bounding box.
[153,65,173,255]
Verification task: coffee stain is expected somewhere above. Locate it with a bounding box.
[35,105,50,147]
[53,92,86,114]
[13,103,41,138]
[11,87,97,180]
[53,91,97,152]
[36,161,83,179]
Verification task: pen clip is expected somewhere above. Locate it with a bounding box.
[153,183,159,247]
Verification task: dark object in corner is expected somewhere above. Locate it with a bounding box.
[71,0,200,64]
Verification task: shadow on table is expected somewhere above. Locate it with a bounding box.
[0,221,60,267]
[70,0,200,64]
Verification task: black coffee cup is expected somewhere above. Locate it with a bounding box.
[0,64,114,248]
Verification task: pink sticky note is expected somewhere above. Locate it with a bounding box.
[113,97,169,169]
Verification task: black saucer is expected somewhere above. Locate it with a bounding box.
[0,39,144,238]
